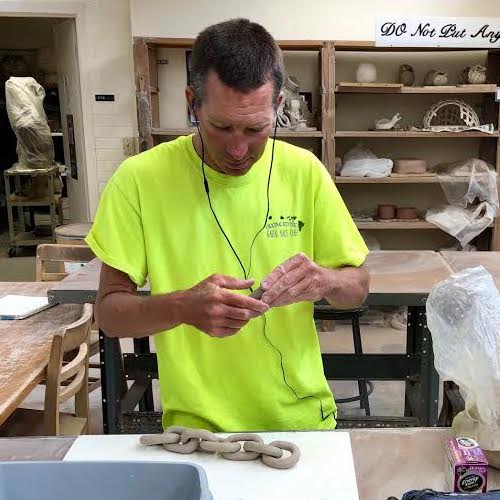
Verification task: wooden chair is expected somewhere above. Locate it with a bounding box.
[36,243,95,282]
[36,243,100,393]
[0,303,93,436]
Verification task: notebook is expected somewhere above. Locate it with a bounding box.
[0,295,52,320]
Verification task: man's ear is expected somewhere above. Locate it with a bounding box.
[185,86,197,111]
[275,91,284,111]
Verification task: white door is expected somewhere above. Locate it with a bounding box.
[54,18,89,222]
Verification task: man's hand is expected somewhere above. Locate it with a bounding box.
[260,253,369,309]
[260,253,328,307]
[179,274,269,338]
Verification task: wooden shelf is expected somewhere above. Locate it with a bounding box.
[333,41,497,52]
[134,37,500,250]
[335,130,499,138]
[9,194,62,207]
[336,176,440,184]
[356,221,495,230]
[151,128,323,138]
[335,84,497,94]
[151,128,196,136]
[356,221,438,230]
[139,37,324,51]
[12,231,54,246]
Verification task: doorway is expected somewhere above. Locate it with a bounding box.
[0,15,88,262]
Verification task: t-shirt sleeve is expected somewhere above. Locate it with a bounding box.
[311,156,368,269]
[85,160,147,287]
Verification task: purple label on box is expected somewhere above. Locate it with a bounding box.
[445,437,488,493]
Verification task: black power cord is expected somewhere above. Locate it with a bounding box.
[192,104,334,422]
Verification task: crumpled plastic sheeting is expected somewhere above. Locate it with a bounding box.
[427,266,500,450]
[341,143,393,178]
[425,202,495,247]
[5,76,54,168]
[426,158,499,246]
[433,158,499,210]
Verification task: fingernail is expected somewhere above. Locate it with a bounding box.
[261,280,268,289]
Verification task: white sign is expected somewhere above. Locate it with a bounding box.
[376,17,500,48]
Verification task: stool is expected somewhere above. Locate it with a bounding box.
[55,222,92,246]
[314,304,372,416]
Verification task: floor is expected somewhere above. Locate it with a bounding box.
[0,222,428,435]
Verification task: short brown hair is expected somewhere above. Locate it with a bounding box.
[191,18,284,106]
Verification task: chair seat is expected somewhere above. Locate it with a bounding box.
[314,304,368,321]
[0,408,87,437]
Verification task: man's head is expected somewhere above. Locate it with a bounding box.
[186,18,285,176]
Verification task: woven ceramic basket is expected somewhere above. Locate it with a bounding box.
[423,99,480,128]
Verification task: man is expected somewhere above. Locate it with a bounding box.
[86,18,369,432]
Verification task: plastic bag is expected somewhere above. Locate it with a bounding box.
[341,142,393,177]
[426,266,500,452]
[432,158,499,211]
[425,202,495,247]
[5,76,55,168]
[402,489,500,499]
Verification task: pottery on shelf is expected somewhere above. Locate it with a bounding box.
[423,70,448,86]
[468,64,487,84]
[378,204,396,220]
[399,64,415,86]
[277,75,314,130]
[396,206,418,220]
[458,66,470,84]
[374,112,402,130]
[392,159,427,174]
[356,62,377,83]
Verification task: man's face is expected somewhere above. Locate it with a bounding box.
[188,70,277,176]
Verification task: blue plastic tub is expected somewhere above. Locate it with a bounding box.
[0,461,212,500]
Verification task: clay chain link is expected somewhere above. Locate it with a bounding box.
[139,426,300,469]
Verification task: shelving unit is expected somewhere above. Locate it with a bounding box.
[133,37,333,167]
[132,37,500,251]
[333,41,500,250]
[4,165,63,257]
[356,221,437,230]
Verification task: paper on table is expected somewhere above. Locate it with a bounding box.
[0,295,51,320]
[64,431,359,500]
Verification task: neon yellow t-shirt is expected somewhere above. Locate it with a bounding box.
[86,135,368,432]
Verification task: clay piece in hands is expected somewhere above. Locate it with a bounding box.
[423,70,448,86]
[374,112,402,130]
[399,64,415,86]
[356,62,377,83]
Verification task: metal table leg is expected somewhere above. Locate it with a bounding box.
[99,330,123,434]
[404,307,417,418]
[133,337,154,411]
[418,306,439,426]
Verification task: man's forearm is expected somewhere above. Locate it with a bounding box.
[322,266,369,309]
[95,290,185,338]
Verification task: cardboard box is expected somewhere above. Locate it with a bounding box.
[444,437,488,493]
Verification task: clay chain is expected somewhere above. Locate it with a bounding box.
[140,426,300,469]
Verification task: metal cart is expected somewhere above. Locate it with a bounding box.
[4,164,63,257]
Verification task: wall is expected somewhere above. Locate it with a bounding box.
[0,17,55,48]
[2,1,499,221]
[0,0,137,221]
[130,0,500,39]
[130,0,500,249]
